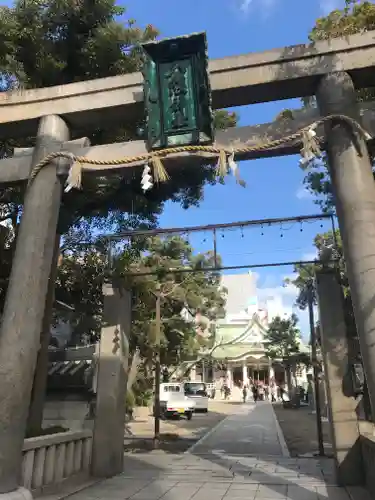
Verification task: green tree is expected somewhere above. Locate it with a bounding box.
[310,0,375,48]
[54,250,105,345]
[50,236,226,417]
[287,230,346,308]
[54,235,225,376]
[302,0,375,209]
[264,314,303,395]
[119,236,225,370]
[213,110,238,130]
[287,229,356,338]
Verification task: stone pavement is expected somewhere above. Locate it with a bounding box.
[63,402,366,500]
[189,400,289,457]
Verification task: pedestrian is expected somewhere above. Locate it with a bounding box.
[264,384,269,401]
[252,384,258,402]
[224,385,231,400]
[258,383,264,401]
[242,384,248,403]
[299,386,305,404]
[270,383,276,403]
[279,385,285,401]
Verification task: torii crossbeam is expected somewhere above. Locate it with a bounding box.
[1,101,375,186]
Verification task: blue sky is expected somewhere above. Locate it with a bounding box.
[122,0,344,337]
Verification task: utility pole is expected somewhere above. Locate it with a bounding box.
[152,276,194,442]
[307,282,325,457]
[154,285,161,443]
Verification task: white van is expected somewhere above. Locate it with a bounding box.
[184,382,209,412]
[159,383,183,402]
[159,383,195,419]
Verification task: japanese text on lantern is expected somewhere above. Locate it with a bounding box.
[142,32,214,150]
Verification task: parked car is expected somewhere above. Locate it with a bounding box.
[159,382,183,399]
[184,382,209,412]
[159,393,195,420]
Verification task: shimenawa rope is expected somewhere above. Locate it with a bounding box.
[26,114,371,193]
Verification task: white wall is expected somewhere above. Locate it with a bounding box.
[221,272,258,319]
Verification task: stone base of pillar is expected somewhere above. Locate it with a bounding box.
[0,488,32,500]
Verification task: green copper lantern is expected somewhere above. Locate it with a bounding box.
[141,32,214,151]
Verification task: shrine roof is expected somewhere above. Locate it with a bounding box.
[211,344,267,361]
[215,313,268,344]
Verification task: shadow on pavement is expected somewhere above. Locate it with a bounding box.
[188,451,345,500]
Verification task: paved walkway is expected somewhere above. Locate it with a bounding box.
[189,400,289,457]
[64,402,368,500]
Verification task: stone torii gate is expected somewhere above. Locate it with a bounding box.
[1,31,375,498]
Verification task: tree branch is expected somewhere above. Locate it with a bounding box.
[161,274,195,297]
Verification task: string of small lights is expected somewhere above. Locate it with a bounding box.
[122,259,335,277]
[103,213,337,276]
[105,213,332,240]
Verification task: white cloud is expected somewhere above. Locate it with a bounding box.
[239,0,252,12]
[319,0,344,16]
[296,186,313,200]
[302,252,317,262]
[258,281,298,318]
[257,275,311,340]
[236,0,277,16]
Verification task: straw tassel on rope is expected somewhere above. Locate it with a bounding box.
[228,151,246,188]
[64,154,83,193]
[216,149,227,178]
[150,155,170,183]
[299,126,322,168]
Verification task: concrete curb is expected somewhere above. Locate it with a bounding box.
[269,402,290,458]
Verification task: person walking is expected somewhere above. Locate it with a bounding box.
[258,382,265,401]
[252,383,258,402]
[223,384,230,400]
[270,383,277,403]
[264,384,269,401]
[242,384,248,403]
[279,384,285,401]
